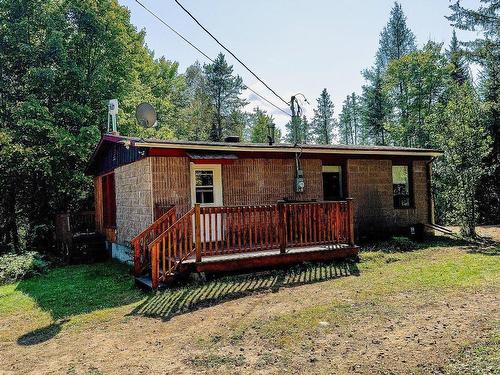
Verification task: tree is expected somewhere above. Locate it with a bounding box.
[285,115,311,144]
[361,66,389,144]
[248,107,281,143]
[376,2,417,69]
[448,0,500,224]
[429,83,492,236]
[311,89,334,144]
[0,0,176,252]
[383,42,449,147]
[203,53,246,141]
[446,30,469,84]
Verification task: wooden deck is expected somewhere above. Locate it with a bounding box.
[181,243,359,273]
[133,200,356,290]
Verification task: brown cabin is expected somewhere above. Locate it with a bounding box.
[86,134,441,289]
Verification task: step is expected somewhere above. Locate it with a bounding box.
[135,275,173,291]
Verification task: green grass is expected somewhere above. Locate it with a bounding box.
[0,261,143,320]
[0,260,144,343]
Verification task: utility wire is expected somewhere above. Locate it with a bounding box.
[134,0,291,117]
[173,0,291,107]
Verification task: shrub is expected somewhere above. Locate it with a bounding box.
[0,252,49,284]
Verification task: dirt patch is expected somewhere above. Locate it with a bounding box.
[0,232,499,374]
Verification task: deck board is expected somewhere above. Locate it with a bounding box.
[184,244,352,264]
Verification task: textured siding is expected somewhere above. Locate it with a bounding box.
[151,156,191,215]
[222,158,323,205]
[115,158,153,244]
[347,159,429,239]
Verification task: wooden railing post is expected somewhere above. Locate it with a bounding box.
[133,239,141,276]
[278,201,286,254]
[195,203,202,262]
[151,243,159,290]
[346,198,355,245]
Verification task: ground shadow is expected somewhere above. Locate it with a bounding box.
[15,261,143,345]
[17,319,69,346]
[131,260,359,321]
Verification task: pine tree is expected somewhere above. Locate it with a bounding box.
[339,96,353,144]
[203,53,247,141]
[376,2,417,69]
[311,89,334,144]
[361,67,388,144]
[446,30,469,84]
[285,115,311,144]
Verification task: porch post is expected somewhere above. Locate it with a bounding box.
[346,198,355,245]
[278,201,286,254]
[151,243,159,290]
[195,203,202,262]
[133,239,141,276]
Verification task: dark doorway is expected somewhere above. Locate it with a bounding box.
[323,171,342,201]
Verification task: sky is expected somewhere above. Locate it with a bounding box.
[118,0,483,132]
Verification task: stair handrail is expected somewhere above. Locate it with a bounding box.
[148,207,196,289]
[132,205,176,276]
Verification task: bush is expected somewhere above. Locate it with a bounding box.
[0,252,49,284]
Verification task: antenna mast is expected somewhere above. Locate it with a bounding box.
[107,99,119,134]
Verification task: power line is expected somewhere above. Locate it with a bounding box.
[134,0,291,117]
[173,0,290,107]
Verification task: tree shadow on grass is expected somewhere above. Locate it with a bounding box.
[15,261,143,345]
[130,260,359,322]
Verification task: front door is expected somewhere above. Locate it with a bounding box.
[322,165,343,201]
[190,164,223,242]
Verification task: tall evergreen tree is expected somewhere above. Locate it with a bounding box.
[203,53,246,141]
[376,2,417,69]
[248,107,281,143]
[446,30,469,84]
[360,2,416,146]
[311,88,334,144]
[361,67,388,144]
[285,115,311,144]
[339,96,354,144]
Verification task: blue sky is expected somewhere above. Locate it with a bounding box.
[118,0,482,131]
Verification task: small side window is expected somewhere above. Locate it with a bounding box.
[392,164,412,209]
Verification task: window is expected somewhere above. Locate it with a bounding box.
[392,164,412,208]
[195,170,215,204]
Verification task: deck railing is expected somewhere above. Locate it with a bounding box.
[145,200,354,289]
[132,205,176,276]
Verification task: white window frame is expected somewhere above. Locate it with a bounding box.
[190,163,223,207]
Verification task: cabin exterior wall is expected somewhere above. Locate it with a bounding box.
[347,159,429,239]
[114,157,153,244]
[222,158,323,205]
[151,156,191,215]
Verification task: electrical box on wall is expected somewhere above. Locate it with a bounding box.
[295,169,305,193]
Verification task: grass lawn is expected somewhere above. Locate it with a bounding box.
[0,230,498,374]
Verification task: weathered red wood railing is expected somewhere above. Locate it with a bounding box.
[148,207,196,288]
[132,205,176,276]
[146,199,354,289]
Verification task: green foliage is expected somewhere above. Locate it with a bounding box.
[429,83,493,236]
[248,107,277,143]
[383,42,450,147]
[0,252,48,284]
[284,115,309,144]
[203,53,247,141]
[338,92,364,144]
[311,88,335,144]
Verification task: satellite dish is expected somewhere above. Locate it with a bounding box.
[135,102,157,128]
